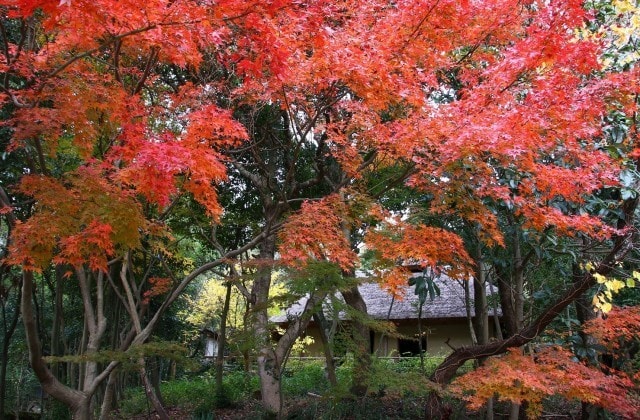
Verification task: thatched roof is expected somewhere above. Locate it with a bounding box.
[271,274,500,324]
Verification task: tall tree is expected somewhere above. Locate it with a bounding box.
[1,0,638,418]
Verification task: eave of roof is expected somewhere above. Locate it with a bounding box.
[270,275,501,324]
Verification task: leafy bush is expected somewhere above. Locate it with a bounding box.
[117,356,466,417]
[220,370,260,403]
[162,378,213,409]
[118,370,260,417]
[282,360,330,397]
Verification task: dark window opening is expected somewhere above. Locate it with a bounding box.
[398,335,427,356]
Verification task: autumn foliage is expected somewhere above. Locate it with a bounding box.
[451,344,639,418]
[2,0,634,276]
[0,0,639,417]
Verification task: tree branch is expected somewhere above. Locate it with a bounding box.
[430,186,639,386]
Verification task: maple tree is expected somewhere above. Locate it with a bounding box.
[451,345,639,418]
[0,0,639,418]
[450,307,640,417]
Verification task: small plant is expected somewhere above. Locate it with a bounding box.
[282,360,329,397]
[117,370,260,417]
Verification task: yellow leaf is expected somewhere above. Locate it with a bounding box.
[632,271,640,281]
[613,0,638,13]
[609,279,626,292]
[601,302,612,313]
[627,278,636,288]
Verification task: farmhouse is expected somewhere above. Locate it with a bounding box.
[271,275,500,356]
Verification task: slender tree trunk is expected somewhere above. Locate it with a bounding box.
[464,279,478,346]
[51,265,66,381]
[216,282,232,394]
[378,294,395,356]
[99,370,118,420]
[242,297,251,373]
[573,262,599,420]
[22,271,89,418]
[495,266,518,338]
[118,260,169,420]
[472,247,492,420]
[313,311,337,387]
[513,232,525,332]
[418,301,425,372]
[490,282,503,341]
[0,279,21,420]
[150,357,164,406]
[139,359,169,420]
[472,247,489,346]
[341,286,371,397]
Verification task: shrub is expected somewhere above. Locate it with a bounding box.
[117,370,260,417]
[282,360,330,397]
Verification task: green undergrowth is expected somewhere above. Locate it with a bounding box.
[118,370,260,417]
[117,356,465,418]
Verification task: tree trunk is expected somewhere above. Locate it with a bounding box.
[253,233,282,417]
[22,271,88,417]
[0,278,21,420]
[139,359,170,420]
[472,246,489,346]
[512,231,525,331]
[418,301,425,371]
[313,311,337,387]
[495,265,518,338]
[573,262,600,420]
[150,357,164,407]
[216,282,232,393]
[464,279,478,346]
[252,229,330,417]
[257,348,282,418]
[341,286,371,397]
[99,370,118,420]
[472,247,493,420]
[72,399,92,420]
[51,266,67,379]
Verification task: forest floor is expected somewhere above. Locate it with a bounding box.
[123,395,583,419]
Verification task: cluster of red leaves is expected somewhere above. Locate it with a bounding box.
[142,277,173,304]
[278,194,357,271]
[365,219,472,296]
[5,168,144,272]
[279,193,472,297]
[584,306,640,352]
[53,221,115,273]
[451,346,640,418]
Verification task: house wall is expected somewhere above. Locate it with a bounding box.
[374,319,474,356]
[293,325,325,357]
[290,318,495,358]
